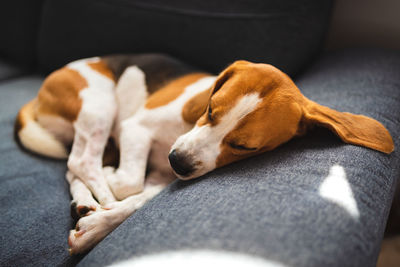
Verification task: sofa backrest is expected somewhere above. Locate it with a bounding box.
[326,0,400,50]
[0,0,45,68]
[36,0,333,76]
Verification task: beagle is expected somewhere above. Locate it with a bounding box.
[15,54,394,254]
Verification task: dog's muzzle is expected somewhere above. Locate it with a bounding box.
[168,149,194,177]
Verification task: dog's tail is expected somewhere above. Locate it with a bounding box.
[15,99,68,159]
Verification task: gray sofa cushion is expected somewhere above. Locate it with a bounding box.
[78,49,400,267]
[0,77,83,266]
[37,0,332,75]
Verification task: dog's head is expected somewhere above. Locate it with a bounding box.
[169,61,394,180]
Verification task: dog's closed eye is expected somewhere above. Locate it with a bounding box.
[208,106,213,121]
[229,142,257,151]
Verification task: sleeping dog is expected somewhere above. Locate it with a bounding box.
[15,54,394,253]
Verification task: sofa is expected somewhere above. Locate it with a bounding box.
[1,0,399,266]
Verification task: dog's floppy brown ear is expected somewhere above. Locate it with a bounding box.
[182,89,211,124]
[182,62,243,124]
[210,60,250,96]
[301,97,394,154]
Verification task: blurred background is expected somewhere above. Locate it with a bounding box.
[327,0,400,50]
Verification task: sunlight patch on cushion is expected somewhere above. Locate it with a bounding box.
[319,165,360,219]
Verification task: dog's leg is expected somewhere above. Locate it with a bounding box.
[68,123,117,205]
[67,77,118,205]
[105,116,154,200]
[102,65,150,200]
[68,127,116,205]
[66,171,101,219]
[68,172,170,254]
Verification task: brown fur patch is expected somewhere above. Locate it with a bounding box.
[15,99,36,138]
[181,88,212,124]
[36,67,87,122]
[145,73,208,109]
[215,103,301,168]
[15,105,25,133]
[87,60,115,81]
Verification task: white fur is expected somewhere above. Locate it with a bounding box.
[112,66,148,142]
[104,76,217,200]
[319,165,360,219]
[105,120,153,200]
[115,66,147,121]
[68,58,116,137]
[18,120,68,159]
[171,93,262,179]
[69,81,260,252]
[69,180,166,254]
[143,76,217,172]
[67,58,117,205]
[36,114,74,146]
[69,75,217,252]
[66,171,100,212]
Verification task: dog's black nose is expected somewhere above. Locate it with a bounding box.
[168,149,194,176]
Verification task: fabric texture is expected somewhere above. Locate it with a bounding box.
[78,49,400,267]
[0,1,44,67]
[0,77,83,266]
[37,0,332,76]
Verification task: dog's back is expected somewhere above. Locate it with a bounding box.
[15,53,200,159]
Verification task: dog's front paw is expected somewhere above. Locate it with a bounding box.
[104,168,144,200]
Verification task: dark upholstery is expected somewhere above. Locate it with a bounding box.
[0,1,44,67]
[0,59,28,81]
[78,49,400,267]
[37,0,332,75]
